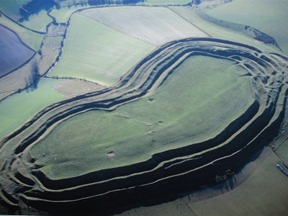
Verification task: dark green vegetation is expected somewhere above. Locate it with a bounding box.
[0,25,34,77]
[19,0,57,21]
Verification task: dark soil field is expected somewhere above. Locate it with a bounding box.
[0,25,34,77]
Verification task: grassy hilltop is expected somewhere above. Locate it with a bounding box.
[0,0,288,215]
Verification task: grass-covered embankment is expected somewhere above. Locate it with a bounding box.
[0,37,287,214]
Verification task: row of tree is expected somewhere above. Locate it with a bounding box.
[19,0,144,22]
[19,0,58,21]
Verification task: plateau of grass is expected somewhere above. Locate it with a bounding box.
[0,78,65,138]
[206,0,288,54]
[82,6,208,45]
[0,14,44,50]
[48,13,155,85]
[32,56,254,179]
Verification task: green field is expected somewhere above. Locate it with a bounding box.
[0,76,103,139]
[32,56,254,179]
[50,5,89,23]
[0,54,41,101]
[82,6,208,45]
[0,15,44,51]
[0,78,66,138]
[48,12,155,85]
[170,6,279,53]
[206,0,288,54]
[20,10,53,32]
[0,25,34,77]
[0,0,52,32]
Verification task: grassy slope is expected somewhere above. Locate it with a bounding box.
[48,13,155,85]
[32,56,254,179]
[0,78,65,138]
[82,6,208,46]
[0,14,44,50]
[188,149,288,216]
[207,0,288,55]
[170,6,278,53]
[118,148,288,216]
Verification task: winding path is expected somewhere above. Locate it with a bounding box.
[0,37,287,214]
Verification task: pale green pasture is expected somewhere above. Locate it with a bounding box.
[82,7,208,45]
[0,15,44,50]
[21,10,53,32]
[32,56,254,179]
[170,6,278,53]
[49,5,89,23]
[207,0,288,54]
[0,78,65,138]
[48,13,155,85]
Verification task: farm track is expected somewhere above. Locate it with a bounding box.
[0,37,287,214]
